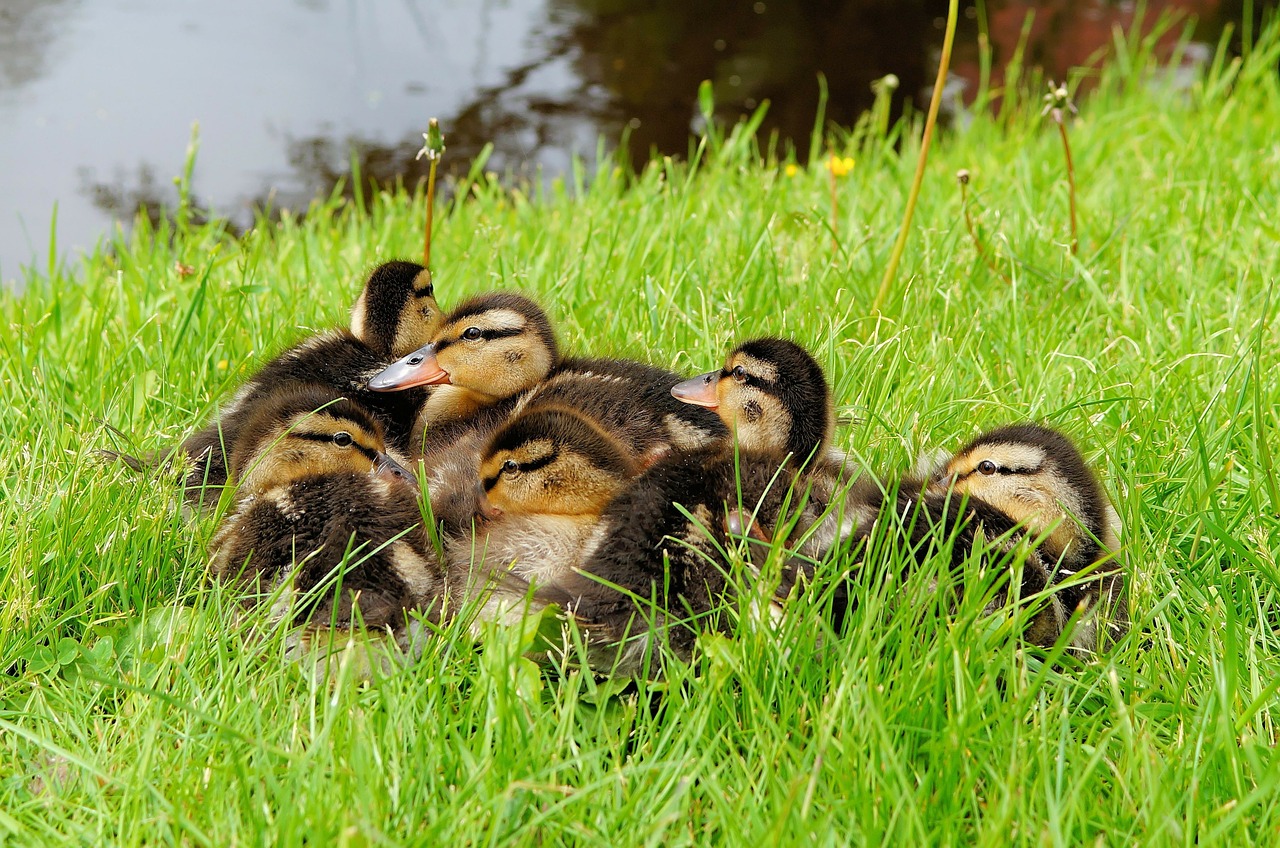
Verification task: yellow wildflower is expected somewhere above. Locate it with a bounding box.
[784,163,799,177]
[826,155,855,177]
[216,359,228,371]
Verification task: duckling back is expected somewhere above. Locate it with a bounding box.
[210,469,441,633]
[517,357,728,462]
[564,443,853,673]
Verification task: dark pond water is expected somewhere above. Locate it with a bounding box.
[0,0,1266,286]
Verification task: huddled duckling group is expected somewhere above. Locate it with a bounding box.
[183,261,1128,676]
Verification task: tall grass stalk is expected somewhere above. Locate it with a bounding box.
[872,0,959,313]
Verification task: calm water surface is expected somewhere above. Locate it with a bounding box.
[0,0,1263,286]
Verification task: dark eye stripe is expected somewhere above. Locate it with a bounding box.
[414,286,434,298]
[434,325,522,353]
[518,452,557,475]
[954,462,1042,483]
[482,451,558,491]
[721,367,771,389]
[292,431,380,463]
[293,431,339,444]
[478,327,522,341]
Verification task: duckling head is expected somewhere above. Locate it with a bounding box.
[931,423,1112,564]
[233,386,418,497]
[671,337,832,460]
[349,260,444,359]
[478,406,636,519]
[367,292,558,403]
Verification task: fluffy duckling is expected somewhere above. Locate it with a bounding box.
[923,423,1126,651]
[442,405,639,625]
[183,260,442,508]
[209,383,443,646]
[562,337,853,674]
[671,336,836,462]
[843,423,1125,652]
[368,291,725,458]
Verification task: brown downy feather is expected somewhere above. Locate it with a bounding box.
[208,383,443,655]
[561,337,853,676]
[182,261,441,509]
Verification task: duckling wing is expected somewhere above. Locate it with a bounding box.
[542,358,728,455]
[854,488,1080,648]
[578,452,722,599]
[554,451,736,669]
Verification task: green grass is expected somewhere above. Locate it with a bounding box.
[3,21,1280,845]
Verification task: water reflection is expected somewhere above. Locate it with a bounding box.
[0,0,1265,286]
[0,0,75,90]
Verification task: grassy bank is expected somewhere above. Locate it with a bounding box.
[3,22,1280,846]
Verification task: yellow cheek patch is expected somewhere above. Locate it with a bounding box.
[349,290,369,339]
[726,391,788,454]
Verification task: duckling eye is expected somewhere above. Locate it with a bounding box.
[977,460,997,475]
[731,365,748,383]
[462,326,483,341]
[332,432,354,447]
[501,459,519,475]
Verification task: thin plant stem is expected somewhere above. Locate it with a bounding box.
[1055,115,1078,255]
[829,152,840,253]
[424,157,439,269]
[1043,83,1079,255]
[873,0,959,314]
[958,172,1011,283]
[418,118,446,271]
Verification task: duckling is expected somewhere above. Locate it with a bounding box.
[182,260,442,508]
[209,382,443,649]
[368,292,560,453]
[841,423,1125,652]
[368,291,726,459]
[670,336,836,462]
[921,423,1126,651]
[561,337,854,674]
[667,336,854,558]
[442,405,639,626]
